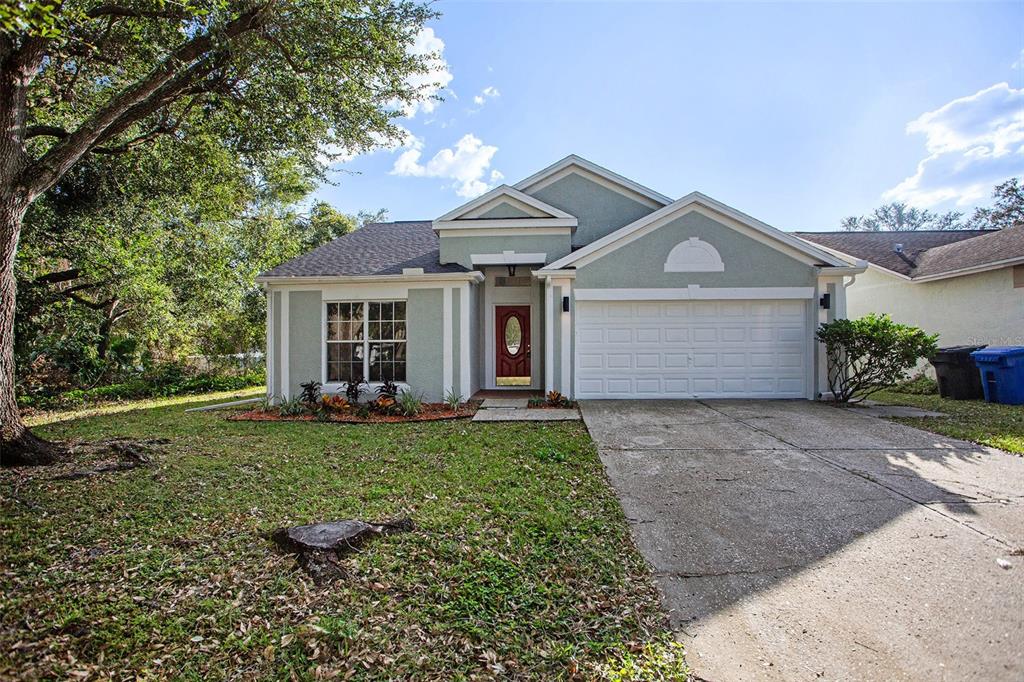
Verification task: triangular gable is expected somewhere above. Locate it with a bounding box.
[514,154,673,210]
[435,185,575,222]
[541,191,850,271]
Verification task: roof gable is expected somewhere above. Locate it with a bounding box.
[435,185,574,222]
[514,154,672,209]
[542,192,848,271]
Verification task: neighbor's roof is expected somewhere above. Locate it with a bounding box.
[259,221,467,279]
[795,229,1015,279]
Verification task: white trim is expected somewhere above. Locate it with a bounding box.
[435,184,576,222]
[437,226,572,238]
[664,237,725,272]
[541,193,848,272]
[442,287,453,396]
[280,290,290,398]
[513,154,672,208]
[910,256,1024,282]
[256,272,484,285]
[532,269,576,279]
[470,252,547,266]
[816,262,868,277]
[573,286,816,301]
[459,284,471,399]
[433,217,577,231]
[544,279,554,393]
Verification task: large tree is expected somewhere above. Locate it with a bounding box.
[1,1,437,465]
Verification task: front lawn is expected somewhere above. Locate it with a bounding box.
[871,389,1024,454]
[0,394,683,680]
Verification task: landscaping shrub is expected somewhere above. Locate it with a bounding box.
[816,314,938,403]
[443,387,463,411]
[397,390,424,416]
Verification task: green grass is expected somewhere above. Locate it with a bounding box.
[1,394,684,680]
[872,389,1024,454]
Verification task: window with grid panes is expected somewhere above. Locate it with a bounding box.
[325,301,406,383]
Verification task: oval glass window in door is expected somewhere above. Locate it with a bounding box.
[504,315,522,355]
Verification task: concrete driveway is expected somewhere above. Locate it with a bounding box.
[580,400,1023,681]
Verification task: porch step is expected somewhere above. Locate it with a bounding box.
[479,398,530,409]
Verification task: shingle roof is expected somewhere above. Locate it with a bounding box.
[259,221,469,278]
[795,229,1007,278]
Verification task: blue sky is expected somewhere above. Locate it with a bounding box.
[315,1,1024,232]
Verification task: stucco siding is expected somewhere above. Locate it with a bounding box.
[847,266,1023,347]
[439,234,572,269]
[475,201,534,219]
[287,290,323,397]
[575,211,816,289]
[528,172,657,247]
[407,288,445,401]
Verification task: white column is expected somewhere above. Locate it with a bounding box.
[280,290,290,399]
[265,288,274,400]
[460,283,471,399]
[556,279,572,397]
[442,286,453,397]
[544,278,554,393]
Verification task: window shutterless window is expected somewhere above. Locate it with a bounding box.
[325,301,406,383]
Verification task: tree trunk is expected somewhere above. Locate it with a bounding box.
[0,198,63,466]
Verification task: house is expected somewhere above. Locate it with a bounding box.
[797,227,1024,350]
[257,155,863,401]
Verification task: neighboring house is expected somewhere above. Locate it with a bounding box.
[257,155,862,401]
[797,227,1024,349]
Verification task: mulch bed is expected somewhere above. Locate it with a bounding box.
[230,402,478,424]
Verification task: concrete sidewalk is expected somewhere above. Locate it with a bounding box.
[581,399,1023,681]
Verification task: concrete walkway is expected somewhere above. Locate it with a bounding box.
[581,399,1023,681]
[472,398,579,422]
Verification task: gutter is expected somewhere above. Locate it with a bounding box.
[256,271,486,286]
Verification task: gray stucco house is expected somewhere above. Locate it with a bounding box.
[258,155,864,401]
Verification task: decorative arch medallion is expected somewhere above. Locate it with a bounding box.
[664,237,725,272]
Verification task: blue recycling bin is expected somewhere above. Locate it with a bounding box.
[970,347,1024,405]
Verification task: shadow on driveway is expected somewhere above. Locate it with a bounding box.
[581,399,1023,681]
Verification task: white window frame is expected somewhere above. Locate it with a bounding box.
[322,299,408,389]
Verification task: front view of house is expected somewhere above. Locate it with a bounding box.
[258,155,864,402]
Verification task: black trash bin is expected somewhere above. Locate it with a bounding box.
[929,345,986,400]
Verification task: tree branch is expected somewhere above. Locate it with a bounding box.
[33,268,81,284]
[86,5,191,20]
[25,125,69,139]
[22,2,275,198]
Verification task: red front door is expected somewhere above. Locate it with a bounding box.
[496,305,530,384]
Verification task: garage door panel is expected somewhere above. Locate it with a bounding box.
[576,299,808,399]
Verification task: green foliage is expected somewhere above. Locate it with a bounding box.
[397,389,424,417]
[443,387,463,411]
[895,372,939,395]
[19,366,265,409]
[841,177,1023,231]
[816,314,938,403]
[277,395,308,417]
[9,0,435,400]
[598,636,690,681]
[299,380,322,407]
[343,380,366,404]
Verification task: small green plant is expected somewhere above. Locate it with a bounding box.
[376,379,400,399]
[299,380,322,406]
[354,402,372,419]
[444,387,463,411]
[816,314,938,403]
[397,389,424,417]
[278,395,308,416]
[344,379,366,404]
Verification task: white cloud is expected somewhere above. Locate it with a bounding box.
[1013,48,1024,70]
[400,27,454,118]
[473,86,501,107]
[391,133,502,197]
[883,82,1024,208]
[319,125,422,167]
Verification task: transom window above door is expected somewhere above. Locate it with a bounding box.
[325,301,406,383]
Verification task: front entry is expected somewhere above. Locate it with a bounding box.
[495,305,531,386]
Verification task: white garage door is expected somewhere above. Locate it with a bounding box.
[575,299,809,399]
